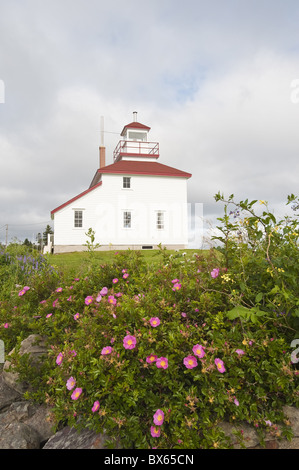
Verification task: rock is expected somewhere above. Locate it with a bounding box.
[0,374,21,411]
[219,421,260,448]
[2,335,47,393]
[265,440,279,449]
[219,406,299,449]
[0,399,55,446]
[0,422,41,449]
[0,401,31,426]
[43,426,117,449]
[278,437,299,449]
[283,405,299,436]
[24,403,55,443]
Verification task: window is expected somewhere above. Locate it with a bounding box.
[128,131,147,141]
[74,210,83,228]
[123,177,131,189]
[123,211,131,228]
[156,211,164,230]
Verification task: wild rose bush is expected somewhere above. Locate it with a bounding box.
[213,193,299,338]
[1,195,298,449]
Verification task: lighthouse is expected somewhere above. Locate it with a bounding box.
[51,113,192,253]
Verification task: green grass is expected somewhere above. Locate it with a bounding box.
[48,249,204,278]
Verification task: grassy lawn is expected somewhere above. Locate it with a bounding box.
[48,249,203,278]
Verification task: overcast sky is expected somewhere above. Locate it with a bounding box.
[0,0,299,247]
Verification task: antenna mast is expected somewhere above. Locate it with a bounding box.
[99,116,106,168]
[100,116,104,146]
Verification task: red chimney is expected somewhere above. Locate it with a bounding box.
[99,146,106,168]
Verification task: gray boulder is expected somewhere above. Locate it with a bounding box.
[0,374,21,411]
[2,334,47,393]
[0,422,41,449]
[0,400,55,449]
[43,426,117,449]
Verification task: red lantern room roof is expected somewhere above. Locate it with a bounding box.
[120,121,151,136]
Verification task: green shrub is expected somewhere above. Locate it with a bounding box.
[1,196,298,449]
[213,193,299,339]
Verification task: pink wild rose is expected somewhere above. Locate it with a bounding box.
[66,377,76,390]
[92,401,100,412]
[123,335,137,350]
[101,346,112,355]
[149,317,160,327]
[146,354,158,364]
[150,426,161,437]
[153,409,164,426]
[192,344,205,358]
[183,355,198,369]
[108,295,117,305]
[85,296,93,305]
[56,353,63,366]
[71,387,82,400]
[235,349,245,356]
[210,268,220,278]
[156,357,168,369]
[172,282,181,291]
[215,358,226,373]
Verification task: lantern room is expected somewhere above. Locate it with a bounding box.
[113,112,159,162]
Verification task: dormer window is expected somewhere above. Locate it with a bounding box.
[123,177,131,189]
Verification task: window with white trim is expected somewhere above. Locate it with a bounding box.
[123,211,132,228]
[74,210,83,228]
[123,177,131,189]
[156,211,164,230]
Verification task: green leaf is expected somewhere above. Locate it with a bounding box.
[250,313,257,323]
[227,305,267,322]
[227,306,251,320]
[255,292,263,303]
[269,285,280,295]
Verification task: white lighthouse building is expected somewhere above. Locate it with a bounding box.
[50,113,192,253]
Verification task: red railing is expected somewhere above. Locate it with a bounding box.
[113,140,159,162]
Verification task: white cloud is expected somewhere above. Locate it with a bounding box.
[1,0,299,243]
